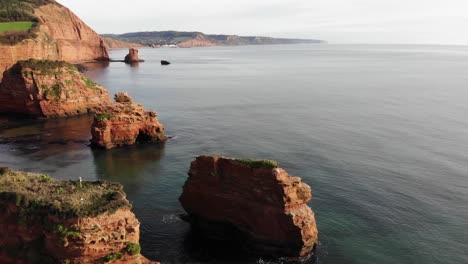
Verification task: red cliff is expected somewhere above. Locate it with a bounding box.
[0,1,109,79]
[91,92,166,149]
[0,59,111,118]
[179,156,319,259]
[0,167,158,263]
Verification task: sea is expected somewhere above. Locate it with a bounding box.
[1,44,467,264]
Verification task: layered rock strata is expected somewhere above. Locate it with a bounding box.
[90,92,165,149]
[0,59,110,118]
[179,156,319,259]
[0,167,157,264]
[0,1,109,79]
[124,48,144,63]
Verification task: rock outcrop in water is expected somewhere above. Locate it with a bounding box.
[124,48,144,63]
[0,167,158,263]
[179,156,319,259]
[0,59,110,118]
[0,1,109,80]
[90,92,166,149]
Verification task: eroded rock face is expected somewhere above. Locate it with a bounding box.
[179,156,319,259]
[124,48,142,63]
[0,168,158,264]
[0,60,111,118]
[90,93,166,149]
[0,2,109,79]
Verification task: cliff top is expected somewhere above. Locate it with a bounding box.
[0,167,131,218]
[235,158,279,169]
[0,0,58,44]
[12,58,75,72]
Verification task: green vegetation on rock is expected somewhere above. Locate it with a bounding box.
[126,242,141,255]
[104,252,123,263]
[82,76,98,89]
[14,59,75,72]
[0,21,33,32]
[0,168,131,218]
[236,158,279,169]
[95,113,113,121]
[0,0,56,44]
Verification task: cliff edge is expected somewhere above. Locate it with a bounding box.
[0,0,109,79]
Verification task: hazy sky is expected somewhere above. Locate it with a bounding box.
[57,0,468,45]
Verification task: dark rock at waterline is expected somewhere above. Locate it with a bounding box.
[161,60,171,65]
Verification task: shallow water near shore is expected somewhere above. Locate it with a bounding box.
[1,44,468,263]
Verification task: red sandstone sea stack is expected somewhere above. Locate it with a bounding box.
[124,49,144,63]
[179,156,319,259]
[0,59,110,118]
[90,92,165,149]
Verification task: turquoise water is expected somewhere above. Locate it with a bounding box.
[1,44,468,263]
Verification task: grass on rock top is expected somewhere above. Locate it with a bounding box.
[0,167,131,218]
[235,158,279,169]
[0,21,33,33]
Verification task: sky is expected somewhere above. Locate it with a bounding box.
[57,0,468,45]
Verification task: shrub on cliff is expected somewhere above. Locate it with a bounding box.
[236,158,279,169]
[0,168,131,218]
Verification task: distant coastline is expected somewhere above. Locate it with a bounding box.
[101,30,325,48]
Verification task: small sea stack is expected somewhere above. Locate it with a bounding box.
[0,167,158,263]
[90,92,166,149]
[124,48,144,63]
[179,156,319,260]
[0,59,110,118]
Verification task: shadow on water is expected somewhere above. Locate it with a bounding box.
[92,142,166,181]
[0,115,93,158]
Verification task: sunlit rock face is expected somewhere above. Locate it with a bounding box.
[179,156,319,259]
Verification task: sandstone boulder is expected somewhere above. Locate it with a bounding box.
[179,156,319,259]
[90,93,165,149]
[0,59,111,118]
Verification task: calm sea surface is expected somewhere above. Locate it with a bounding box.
[1,44,468,263]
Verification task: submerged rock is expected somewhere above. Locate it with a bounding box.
[90,92,165,149]
[0,168,158,263]
[124,48,144,63]
[179,156,319,259]
[0,59,111,118]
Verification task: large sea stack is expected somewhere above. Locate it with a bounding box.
[0,167,158,263]
[179,156,319,259]
[0,59,110,118]
[90,92,166,149]
[0,0,109,80]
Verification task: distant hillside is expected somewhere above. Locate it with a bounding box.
[101,31,324,47]
[102,36,144,49]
